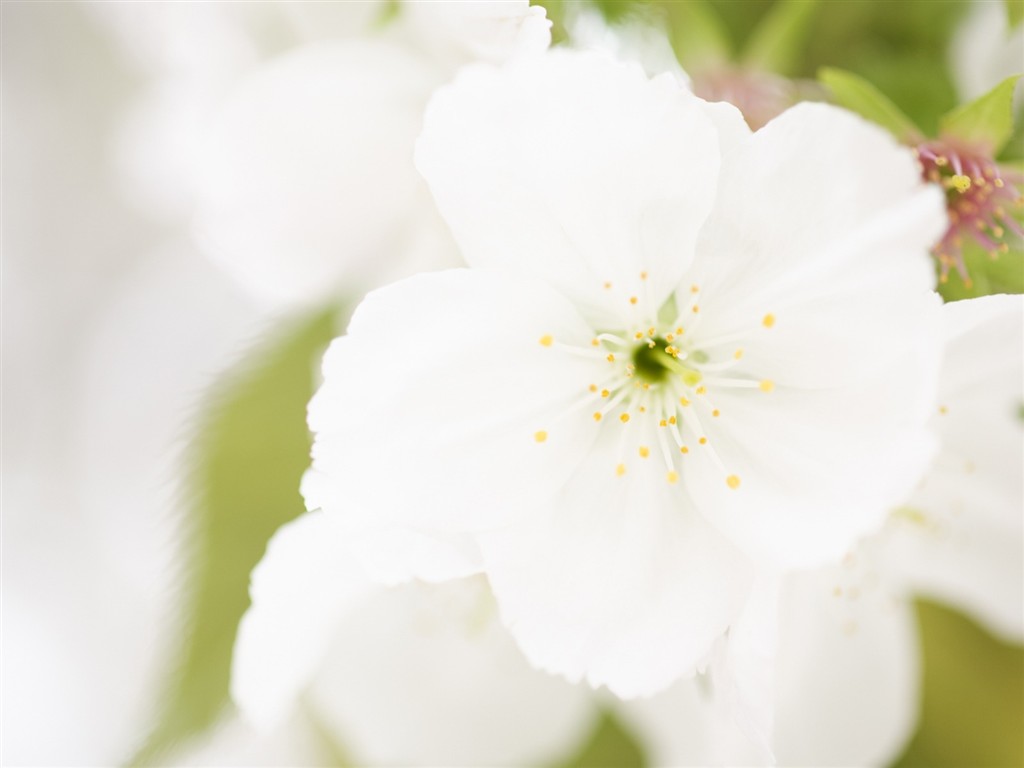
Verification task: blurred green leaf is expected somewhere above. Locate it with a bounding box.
[1007,0,1024,28]
[819,67,923,143]
[893,601,1024,768]
[662,0,732,71]
[132,307,339,764]
[553,710,646,768]
[741,0,819,77]
[940,75,1022,154]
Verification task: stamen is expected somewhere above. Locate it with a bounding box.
[539,334,553,347]
[534,431,548,443]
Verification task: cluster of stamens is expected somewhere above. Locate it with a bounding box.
[915,140,1024,285]
[534,277,779,489]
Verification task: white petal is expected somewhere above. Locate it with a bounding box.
[195,41,458,309]
[479,426,752,697]
[683,103,947,567]
[416,50,722,328]
[308,268,604,532]
[881,294,1024,641]
[231,511,376,728]
[772,553,920,766]
[307,577,596,766]
[300,469,483,585]
[398,0,551,70]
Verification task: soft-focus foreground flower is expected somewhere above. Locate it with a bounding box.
[621,294,1024,767]
[284,49,947,699]
[191,0,549,310]
[230,510,594,766]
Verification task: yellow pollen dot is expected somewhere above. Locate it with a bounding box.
[648,327,655,337]
[994,178,1005,188]
[675,327,684,335]
[734,349,744,360]
[639,446,650,458]
[639,405,647,413]
[762,313,776,328]
[604,282,612,290]
[939,405,948,415]
[759,379,775,393]
[601,389,610,398]
[712,409,721,417]
[690,284,699,294]
[539,334,553,347]
[616,463,627,476]
[993,225,1005,238]
[940,273,949,284]
[629,296,638,305]
[669,416,676,425]
[607,354,616,363]
[620,413,630,423]
[949,174,971,193]
[665,333,675,342]
[692,305,700,314]
[726,474,741,489]
[589,384,598,393]
[680,446,689,454]
[640,271,648,280]
[634,331,644,340]
[534,431,548,443]
[591,338,599,347]
[666,471,679,484]
[593,412,602,422]
[935,155,948,166]
[680,397,690,406]
[696,385,707,395]
[699,437,708,445]
[659,419,667,427]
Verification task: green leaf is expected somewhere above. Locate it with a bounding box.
[552,709,646,768]
[1007,0,1024,29]
[819,67,923,143]
[741,0,819,77]
[662,0,732,72]
[938,244,1024,301]
[894,601,1024,768]
[132,307,339,764]
[939,75,1022,155]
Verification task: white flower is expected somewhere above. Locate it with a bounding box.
[192,1,550,310]
[619,294,1024,766]
[950,0,1024,110]
[300,50,947,697]
[230,510,595,765]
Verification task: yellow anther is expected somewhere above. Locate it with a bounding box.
[679,397,690,406]
[604,282,612,290]
[607,354,616,363]
[534,431,548,443]
[639,446,650,458]
[647,327,655,337]
[690,284,699,294]
[939,405,948,415]
[726,474,741,489]
[659,419,667,427]
[691,305,700,314]
[591,338,599,347]
[629,296,638,305]
[639,405,647,413]
[680,446,689,454]
[699,437,708,445]
[940,273,949,284]
[762,313,776,328]
[675,327,684,335]
[712,409,721,418]
[589,384,598,393]
[640,271,648,280]
[616,463,627,476]
[593,412,603,422]
[668,416,676,425]
[665,333,675,342]
[620,413,630,423]
[994,178,1005,188]
[666,471,679,484]
[696,385,707,395]
[601,389,610,398]
[949,174,971,193]
[993,225,1005,238]
[634,331,644,340]
[539,334,553,347]
[641,383,650,391]
[734,349,744,360]
[935,155,948,166]
[759,379,775,393]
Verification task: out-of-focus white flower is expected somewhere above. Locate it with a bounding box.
[567,7,690,85]
[620,294,1024,767]
[295,50,946,699]
[192,1,550,310]
[950,1,1024,109]
[229,510,595,765]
